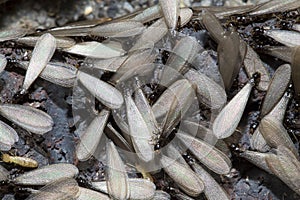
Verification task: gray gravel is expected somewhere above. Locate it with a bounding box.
[0,0,237,30]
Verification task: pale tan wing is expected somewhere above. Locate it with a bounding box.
[19,61,77,88]
[261,64,291,117]
[243,45,270,91]
[15,36,75,48]
[177,132,232,175]
[192,163,230,200]
[22,33,56,92]
[259,116,298,156]
[125,91,154,162]
[159,0,180,30]
[64,41,126,59]
[218,31,243,90]
[0,120,19,151]
[265,30,300,47]
[213,82,253,139]
[76,110,110,161]
[184,68,227,110]
[106,141,129,199]
[25,178,79,200]
[0,104,53,134]
[13,163,78,185]
[291,46,300,98]
[77,71,124,109]
[160,155,204,197]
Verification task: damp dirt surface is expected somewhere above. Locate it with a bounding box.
[0,0,300,199]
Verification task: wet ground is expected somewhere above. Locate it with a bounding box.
[0,0,300,199]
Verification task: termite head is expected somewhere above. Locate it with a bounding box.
[250,72,261,87]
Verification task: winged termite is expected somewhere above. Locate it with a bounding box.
[152,79,194,124]
[184,68,227,110]
[217,30,243,90]
[22,33,56,93]
[125,90,154,162]
[243,45,270,91]
[201,10,224,43]
[0,54,7,73]
[77,70,124,109]
[0,104,54,134]
[15,36,75,48]
[64,41,126,59]
[104,122,134,152]
[25,178,79,200]
[111,47,156,84]
[84,56,128,72]
[0,120,19,151]
[130,18,168,51]
[160,155,204,197]
[250,0,300,16]
[170,36,201,69]
[13,163,79,185]
[132,5,162,23]
[90,21,145,38]
[76,109,110,161]
[159,0,180,30]
[176,131,232,175]
[265,30,300,47]
[19,61,77,88]
[163,36,202,86]
[265,146,300,195]
[77,187,110,200]
[261,64,291,117]
[153,190,171,200]
[240,150,273,174]
[191,163,230,200]
[212,81,254,139]
[291,46,300,98]
[1,154,38,168]
[0,28,28,42]
[263,46,292,63]
[91,178,156,200]
[133,77,160,137]
[259,116,298,156]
